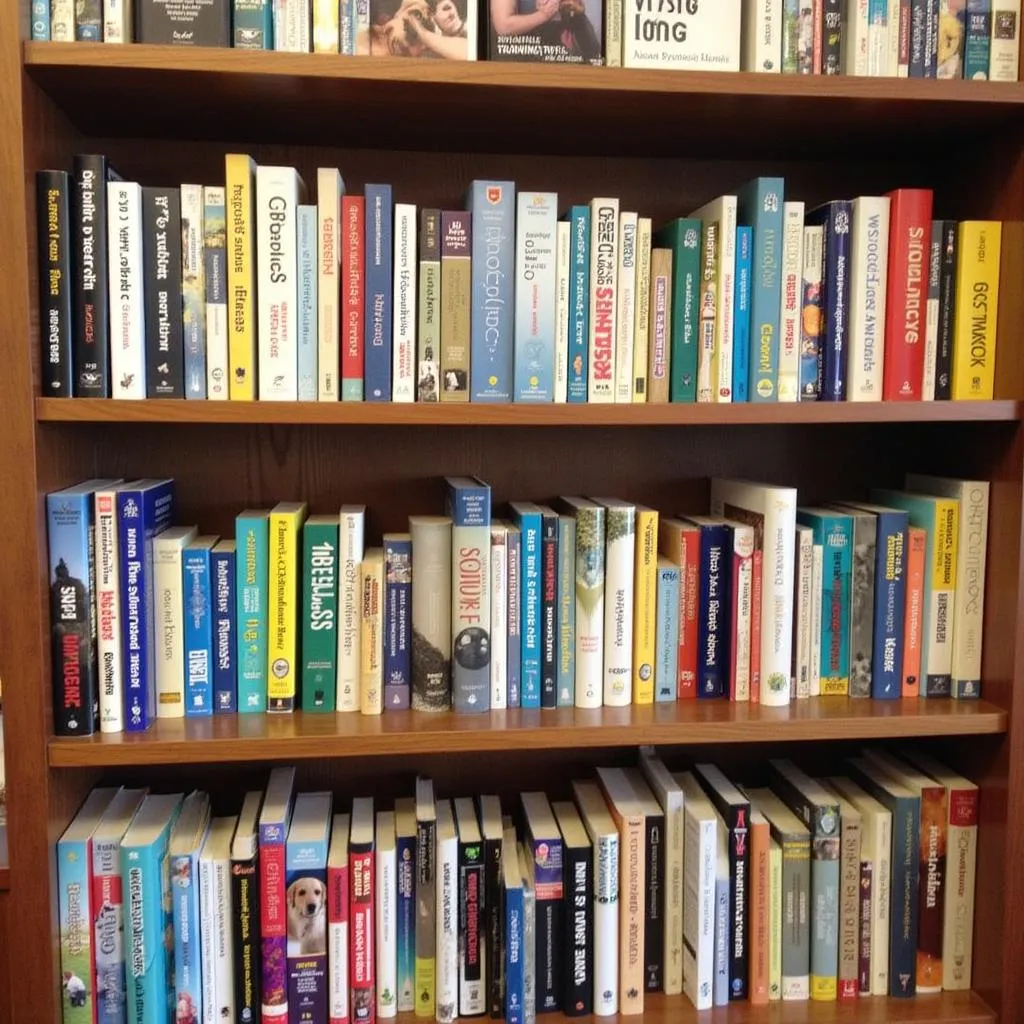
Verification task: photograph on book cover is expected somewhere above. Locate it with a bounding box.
[365,0,472,58]
[489,0,602,63]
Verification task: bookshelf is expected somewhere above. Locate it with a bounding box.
[4,27,1024,1024]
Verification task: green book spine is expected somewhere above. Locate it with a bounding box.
[654,218,700,403]
[301,516,339,712]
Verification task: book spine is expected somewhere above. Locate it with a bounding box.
[181,184,207,399]
[117,491,152,732]
[376,836,397,1019]
[200,851,218,1021]
[846,514,875,700]
[107,182,146,399]
[923,219,941,400]
[514,192,558,403]
[384,535,412,710]
[563,846,592,1016]
[889,795,920,996]
[276,0,310,49]
[436,832,458,1024]
[414,816,436,1017]
[417,209,441,403]
[123,838,172,1024]
[725,809,750,1001]
[632,217,652,401]
[632,508,657,704]
[729,527,753,702]
[696,220,718,404]
[490,527,509,711]
[37,171,73,395]
[655,562,680,701]
[233,0,273,45]
[567,206,591,404]
[183,546,214,716]
[143,188,184,398]
[844,0,868,73]
[212,854,234,1024]
[317,171,341,400]
[715,206,736,403]
[302,522,339,712]
[211,548,237,713]
[923,499,958,697]
[504,879,524,1024]
[342,195,365,400]
[231,857,260,1024]
[296,204,318,401]
[540,511,558,709]
[915,785,947,992]
[750,823,769,1005]
[32,0,49,36]
[236,514,269,713]
[557,517,576,708]
[799,225,824,400]
[951,221,1001,400]
[779,835,810,1000]
[898,0,911,73]
[202,187,229,400]
[507,527,522,707]
[908,0,927,73]
[950,482,988,699]
[671,221,700,403]
[768,842,782,1001]
[351,847,375,1023]
[593,833,619,1015]
[261,823,289,1023]
[313,0,339,49]
[618,814,645,1014]
[338,508,365,712]
[154,535,189,718]
[902,526,925,697]
[396,832,416,1014]
[859,860,872,994]
[93,834,129,1024]
[794,527,813,700]
[838,818,860,999]
[457,843,486,1017]
[648,251,673,404]
[750,551,763,704]
[409,516,451,713]
[943,786,978,989]
[677,525,700,699]
[746,180,785,402]
[588,199,619,403]
[94,491,123,733]
[642,815,664,992]
[604,0,622,63]
[871,512,907,699]
[268,509,303,712]
[360,553,384,716]
[328,857,350,1024]
[516,510,542,708]
[848,198,890,401]
[225,155,257,399]
[990,0,1021,78]
[964,0,992,75]
[778,203,804,402]
[73,155,112,396]
[602,506,636,707]
[59,836,96,1020]
[817,202,852,401]
[781,0,799,69]
[934,219,956,399]
[440,211,471,403]
[698,524,730,698]
[809,544,822,696]
[392,203,417,402]
[615,212,638,404]
[364,185,393,402]
[870,811,891,995]
[571,506,603,709]
[450,510,491,716]
[52,0,74,40]
[713,873,729,1005]
[817,516,853,695]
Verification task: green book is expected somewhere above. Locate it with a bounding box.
[301,515,339,712]
[653,217,701,403]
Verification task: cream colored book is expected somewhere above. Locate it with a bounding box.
[337,505,365,712]
[615,211,638,404]
[154,526,198,718]
[632,217,652,402]
[360,547,384,715]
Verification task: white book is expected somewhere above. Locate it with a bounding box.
[615,212,638,404]
[794,524,813,701]
[275,0,310,50]
[593,498,635,706]
[844,0,870,74]
[514,192,558,403]
[810,543,823,697]
[867,0,887,74]
[639,748,684,995]
[107,181,145,399]
[571,781,619,1015]
[742,0,782,70]
[923,228,940,402]
[202,186,229,401]
[588,198,619,404]
[392,203,417,403]
[154,526,198,719]
[317,168,344,401]
[435,800,458,1024]
[709,479,797,706]
[256,165,301,401]
[724,519,754,703]
[632,217,652,402]
[51,0,73,39]
[200,816,236,1024]
[676,771,716,1011]
[778,201,805,403]
[328,813,350,1022]
[847,196,890,401]
[554,220,571,404]
[337,505,365,712]
[991,1,1022,80]
[490,523,508,711]
[103,0,131,41]
[94,487,124,733]
[624,0,740,67]
[376,811,398,1018]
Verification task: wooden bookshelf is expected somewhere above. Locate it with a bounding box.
[0,869,8,892]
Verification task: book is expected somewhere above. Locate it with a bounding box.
[392,203,417,402]
[350,797,376,1023]
[136,0,229,41]
[233,0,272,44]
[435,800,458,1024]
[934,218,957,400]
[551,801,593,1016]
[260,767,297,1021]
[375,810,397,1019]
[106,181,145,399]
[847,196,891,401]
[183,535,218,716]
[615,211,638,403]
[518,843,536,1023]
[501,833,525,1024]
[902,525,926,697]
[488,0,602,61]
[417,209,441,402]
[924,216,941,400]
[743,0,783,69]
[556,515,576,707]
[181,183,207,399]
[142,187,184,398]
[236,509,270,713]
[711,810,729,1007]
[199,815,236,1024]
[778,202,804,402]
[659,518,699,700]
[683,516,732,699]
[632,217,652,401]
[297,203,318,400]
[275,0,310,49]
[383,533,413,710]
[952,220,1002,400]
[817,782,860,1000]
[624,769,664,994]
[521,792,564,1013]
[695,216,718,404]
[805,200,852,401]
[341,195,365,400]
[746,807,770,1005]
[328,813,351,1024]
[566,205,591,404]
[361,548,385,716]
[338,506,366,712]
[505,511,538,708]
[473,795,502,1019]
[799,223,824,400]
[630,506,658,704]
[647,247,672,403]
[964,0,992,75]
[588,198,619,404]
[594,498,636,706]
[302,516,339,712]
[652,217,701,402]
[231,791,263,1024]
[453,798,485,1017]
[725,519,754,702]
[37,170,74,396]
[268,502,308,712]
[364,184,393,402]
[990,0,1021,78]
[557,220,572,403]
[153,525,198,719]
[654,556,680,702]
[768,838,782,1001]
[624,0,740,67]
[395,798,417,1014]
[409,516,452,712]
[316,168,344,400]
[793,523,813,700]
[538,505,559,709]
[414,779,437,1017]
[514,191,558,402]
[202,186,229,399]
[440,211,471,402]
[225,154,258,399]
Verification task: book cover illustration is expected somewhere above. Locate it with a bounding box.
[365,0,474,57]
[488,0,602,63]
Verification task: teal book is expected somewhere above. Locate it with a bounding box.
[232,0,273,46]
[302,515,339,712]
[120,793,184,1024]
[796,507,853,696]
[737,177,785,402]
[235,510,270,713]
[556,514,575,707]
[653,217,701,403]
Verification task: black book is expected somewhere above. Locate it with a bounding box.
[626,769,664,993]
[694,763,750,1001]
[521,791,563,1013]
[136,0,230,45]
[455,797,487,1018]
[231,790,263,1023]
[478,795,504,1019]
[537,505,559,709]
[37,170,74,397]
[821,0,842,74]
[73,155,118,396]
[934,219,957,400]
[552,801,592,1017]
[142,187,185,398]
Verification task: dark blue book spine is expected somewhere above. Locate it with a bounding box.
[507,527,522,708]
[211,546,237,713]
[871,511,908,699]
[364,184,393,401]
[384,534,412,709]
[807,202,852,401]
[540,510,558,710]
[909,0,927,75]
[924,0,938,75]
[397,828,416,1011]
[505,882,525,1024]
[697,524,731,699]
[566,205,590,404]
[886,793,920,997]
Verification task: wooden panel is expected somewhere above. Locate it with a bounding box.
[0,890,9,1024]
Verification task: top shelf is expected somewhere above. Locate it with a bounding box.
[23,42,1024,157]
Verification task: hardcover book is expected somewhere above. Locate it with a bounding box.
[625,770,664,994]
[951,220,1002,400]
[392,203,417,402]
[342,195,366,400]
[317,168,344,400]
[409,516,452,712]
[566,205,591,403]
[136,0,229,42]
[488,0,602,62]
[624,0,740,68]
[509,502,544,708]
[328,812,351,1024]
[588,198,619,403]
[142,187,184,398]
[37,170,74,396]
[551,801,593,1016]
[593,498,636,706]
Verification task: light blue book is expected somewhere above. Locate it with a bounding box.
[713,839,730,1007]
[168,792,212,1023]
[655,557,680,702]
[508,502,542,708]
[732,226,752,403]
[297,203,318,402]
[58,788,120,1024]
[183,536,218,717]
[565,205,590,404]
[31,0,49,38]
[235,510,270,713]
[121,793,184,1024]
[514,192,558,403]
[556,514,575,707]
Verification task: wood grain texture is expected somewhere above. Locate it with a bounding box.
[0,869,8,891]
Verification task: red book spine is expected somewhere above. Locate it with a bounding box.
[679,526,699,699]
[329,860,350,1024]
[812,0,823,72]
[949,788,979,828]
[883,188,934,400]
[902,526,925,697]
[350,848,375,1024]
[749,550,762,705]
[342,195,365,399]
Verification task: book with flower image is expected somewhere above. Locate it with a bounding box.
[364,0,477,58]
[488,0,602,63]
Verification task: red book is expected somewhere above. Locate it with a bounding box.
[349,798,375,1024]
[902,526,926,697]
[329,813,351,1024]
[749,551,762,705]
[883,188,934,400]
[679,524,700,699]
[341,195,365,400]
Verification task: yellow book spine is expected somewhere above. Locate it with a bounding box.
[268,503,307,710]
[414,958,436,1019]
[361,548,384,715]
[933,499,959,592]
[632,507,659,703]
[768,839,782,1001]
[312,0,339,51]
[225,153,257,401]
[951,221,1002,400]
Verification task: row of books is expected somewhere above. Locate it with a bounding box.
[31,0,1024,83]
[57,747,979,1024]
[47,471,990,737]
[37,158,1007,406]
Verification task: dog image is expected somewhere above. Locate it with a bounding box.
[286,876,326,956]
[376,0,437,56]
[62,971,87,1009]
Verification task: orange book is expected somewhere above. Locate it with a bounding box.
[749,807,771,1004]
[902,526,926,698]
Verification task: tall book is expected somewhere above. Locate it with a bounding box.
[37,170,74,396]
[203,186,229,399]
[552,801,593,1017]
[395,798,417,1014]
[297,202,318,400]
[435,800,458,1024]
[328,813,351,1024]
[260,766,297,1023]
[652,217,700,403]
[106,180,145,399]
[341,195,365,400]
[951,220,1002,400]
[440,211,471,402]
[350,797,376,1023]
[453,798,486,1017]
[934,218,957,400]
[392,202,417,402]
[302,515,339,712]
[383,532,412,710]
[199,815,237,1024]
[267,502,308,712]
[557,514,576,707]
[514,191,558,402]
[153,525,198,719]
[537,505,559,709]
[183,535,218,716]
[236,509,270,713]
[338,506,366,712]
[414,779,437,1018]
[588,198,619,403]
[409,516,452,712]
[181,183,207,399]
[746,807,770,1005]
[375,810,397,1019]
[778,201,805,402]
[817,782,860,1000]
[624,770,664,994]
[589,498,634,706]
[847,196,891,400]
[566,205,591,404]
[521,792,564,1014]
[490,523,509,711]
[477,794,504,1019]
[233,0,273,45]
[417,209,441,402]
[799,223,824,399]
[615,210,638,404]
[632,216,652,401]
[805,200,852,401]
[792,523,813,700]
[141,187,184,398]
[225,154,258,399]
[502,833,525,1024]
[903,525,926,697]
[317,167,344,400]
[231,791,263,1024]
[655,556,680,701]
[658,518,699,700]
[364,184,393,402]
[683,516,732,699]
[360,548,385,716]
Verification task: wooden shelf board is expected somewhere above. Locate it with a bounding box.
[23,43,1024,156]
[47,697,1008,767]
[35,397,1023,427]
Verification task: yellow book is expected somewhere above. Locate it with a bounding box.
[361,547,384,715]
[952,221,1002,400]
[632,505,659,703]
[225,153,258,401]
[312,0,339,51]
[267,501,307,711]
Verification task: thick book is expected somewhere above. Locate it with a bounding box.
[350,797,376,1023]
[210,541,236,713]
[778,202,804,402]
[659,518,699,699]
[847,196,891,401]
[514,191,558,402]
[799,223,824,399]
[817,782,860,1000]
[477,795,503,1019]
[142,187,184,398]
[652,217,700,403]
[383,533,412,710]
[552,801,593,1017]
[902,525,926,697]
[260,766,297,1022]
[565,205,591,403]
[952,220,1002,400]
[236,509,270,713]
[297,203,318,400]
[37,170,74,396]
[364,184,393,402]
[624,0,740,66]
[360,548,385,716]
[440,211,472,402]
[502,833,525,1024]
[231,790,263,1024]
[153,525,198,719]
[683,516,732,699]
[302,516,340,712]
[409,516,452,712]
[233,0,272,45]
[521,792,564,1014]
[624,770,665,994]
[509,503,541,708]
[136,0,229,42]
[933,218,957,400]
[107,180,146,399]
[746,807,770,1005]
[615,210,638,403]
[805,200,852,401]
[593,498,636,706]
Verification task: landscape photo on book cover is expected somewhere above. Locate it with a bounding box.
[364,0,471,58]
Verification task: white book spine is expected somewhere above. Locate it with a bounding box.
[377,838,398,1018]
[810,543,823,697]
[844,0,870,73]
[203,186,229,401]
[867,1,887,74]
[593,833,619,1015]
[490,526,508,711]
[50,0,73,39]
[950,483,988,695]
[317,169,343,401]
[154,533,193,718]
[588,199,618,403]
[744,0,783,71]
[870,809,891,996]
[94,490,123,733]
[213,854,234,1020]
[601,505,635,707]
[103,0,130,41]
[614,212,638,404]
[991,1,1022,80]
[848,196,891,401]
[663,793,685,995]
[257,166,300,401]
[392,203,417,403]
[923,230,940,401]
[107,181,146,399]
[632,217,652,403]
[436,826,458,1024]
[794,525,813,700]
[715,199,736,403]
[199,854,216,1024]
[572,506,605,710]
[778,201,805,403]
[337,507,365,712]
[554,221,571,404]
[683,814,716,1011]
[731,525,753,703]
[276,0,311,50]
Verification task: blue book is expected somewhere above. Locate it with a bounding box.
[713,865,730,1006]
[514,192,558,402]
[364,184,393,402]
[565,205,590,404]
[503,838,525,1024]
[506,524,522,708]
[964,0,991,79]
[31,0,49,38]
[183,536,218,717]
[260,767,297,1023]
[235,510,270,713]
[168,792,212,1022]
[909,0,927,76]
[120,793,184,1024]
[805,201,852,401]
[736,178,785,403]
[685,516,731,699]
[210,541,237,713]
[384,532,413,710]
[467,180,515,402]
[395,807,416,1012]
[655,556,680,702]
[732,226,752,403]
[556,514,575,708]
[508,502,543,708]
[117,479,175,732]
[297,203,318,402]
